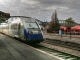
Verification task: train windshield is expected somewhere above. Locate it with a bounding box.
[26,22,39,28]
[20,18,39,29]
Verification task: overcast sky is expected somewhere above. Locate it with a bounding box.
[0,0,80,23]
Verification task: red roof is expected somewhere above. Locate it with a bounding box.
[60,26,67,30]
[74,25,80,29]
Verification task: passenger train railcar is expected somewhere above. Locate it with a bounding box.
[0,16,44,43]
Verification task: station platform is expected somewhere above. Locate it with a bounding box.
[0,34,59,60]
[44,33,80,44]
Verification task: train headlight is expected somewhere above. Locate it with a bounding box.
[29,31,33,34]
[38,31,42,34]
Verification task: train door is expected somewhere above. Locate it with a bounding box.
[10,23,18,37]
[18,23,21,37]
[18,22,25,40]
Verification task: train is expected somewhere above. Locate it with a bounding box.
[0,16,44,43]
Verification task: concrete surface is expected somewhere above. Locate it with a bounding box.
[0,34,59,60]
[44,33,80,44]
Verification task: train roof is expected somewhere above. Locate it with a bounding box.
[10,16,42,22]
[10,16,31,18]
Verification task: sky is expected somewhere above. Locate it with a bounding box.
[0,0,80,23]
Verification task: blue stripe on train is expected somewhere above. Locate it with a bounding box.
[24,29,29,39]
[24,29,43,40]
[27,34,43,40]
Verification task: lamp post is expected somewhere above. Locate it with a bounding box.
[70,22,71,39]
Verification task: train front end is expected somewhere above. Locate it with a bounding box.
[23,18,44,43]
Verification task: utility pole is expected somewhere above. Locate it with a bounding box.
[70,22,71,39]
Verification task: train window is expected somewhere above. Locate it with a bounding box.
[11,23,18,30]
[21,18,35,22]
[20,24,24,29]
[26,22,39,28]
[1,23,8,29]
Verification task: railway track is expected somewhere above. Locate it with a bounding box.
[41,38,80,57]
[43,38,80,51]
[26,42,80,60]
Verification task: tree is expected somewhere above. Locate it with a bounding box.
[49,10,60,33]
[65,17,75,23]
[65,17,76,26]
